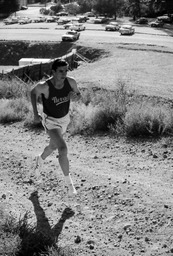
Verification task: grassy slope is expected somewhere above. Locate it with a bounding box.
[71,42,173,100]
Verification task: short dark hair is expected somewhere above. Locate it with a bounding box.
[52,59,68,71]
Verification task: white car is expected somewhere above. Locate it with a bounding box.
[149,19,164,27]
[3,17,19,25]
[69,23,85,31]
[63,22,74,29]
[32,16,46,23]
[18,17,32,24]
[46,16,57,22]
[62,30,80,41]
[105,22,120,31]
[57,18,71,25]
[119,25,135,35]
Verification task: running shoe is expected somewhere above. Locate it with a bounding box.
[68,184,77,197]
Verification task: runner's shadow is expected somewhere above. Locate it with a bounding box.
[29,191,75,245]
[17,191,75,254]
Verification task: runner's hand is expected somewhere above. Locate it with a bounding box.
[69,91,81,101]
[34,113,42,124]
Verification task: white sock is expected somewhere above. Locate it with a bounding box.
[64,174,77,195]
[64,173,73,185]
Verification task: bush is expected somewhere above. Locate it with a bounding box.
[50,3,63,14]
[0,98,30,123]
[40,7,50,15]
[70,82,128,134]
[0,77,31,100]
[0,211,54,256]
[125,102,173,137]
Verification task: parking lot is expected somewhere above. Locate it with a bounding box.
[0,6,173,74]
[0,20,173,49]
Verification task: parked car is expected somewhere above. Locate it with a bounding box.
[84,12,95,17]
[119,25,135,35]
[3,18,13,25]
[56,12,68,16]
[97,16,110,24]
[157,15,172,23]
[76,15,88,22]
[32,17,41,23]
[69,23,85,31]
[57,18,71,25]
[3,17,19,25]
[18,17,32,24]
[105,21,120,31]
[135,17,148,24]
[149,19,164,27]
[62,30,80,41]
[63,22,73,29]
[46,16,57,22]
[32,16,46,23]
[20,6,28,10]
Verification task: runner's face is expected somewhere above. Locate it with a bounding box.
[54,66,68,81]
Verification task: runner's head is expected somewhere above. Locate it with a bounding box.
[52,59,69,81]
[52,59,68,72]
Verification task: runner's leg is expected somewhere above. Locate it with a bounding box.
[48,128,77,195]
[41,138,57,160]
[48,129,69,176]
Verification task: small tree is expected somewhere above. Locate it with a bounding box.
[93,0,125,19]
[50,3,63,14]
[65,2,80,15]
[77,0,93,13]
[126,0,141,20]
[0,0,19,15]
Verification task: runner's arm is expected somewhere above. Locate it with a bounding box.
[67,77,81,100]
[30,82,47,122]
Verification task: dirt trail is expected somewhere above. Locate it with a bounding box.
[1,123,173,255]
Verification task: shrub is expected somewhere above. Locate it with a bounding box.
[0,206,74,256]
[0,77,31,100]
[50,3,63,14]
[70,82,128,134]
[124,102,173,137]
[40,8,49,15]
[0,211,53,256]
[0,209,21,256]
[0,98,30,123]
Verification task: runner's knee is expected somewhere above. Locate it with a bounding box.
[49,143,58,151]
[58,144,68,156]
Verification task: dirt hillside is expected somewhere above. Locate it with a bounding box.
[1,122,173,255]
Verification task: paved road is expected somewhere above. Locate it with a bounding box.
[0,22,173,50]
